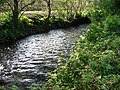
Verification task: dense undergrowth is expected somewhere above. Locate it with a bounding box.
[23,14,120,90]
[46,15,120,90]
[0,0,91,43]
[0,0,120,90]
[0,12,90,43]
[42,0,120,90]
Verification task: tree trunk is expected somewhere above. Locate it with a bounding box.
[47,0,51,20]
[45,0,51,30]
[12,0,19,30]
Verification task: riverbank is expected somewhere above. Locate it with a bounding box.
[0,13,90,44]
[0,24,90,90]
[1,0,120,89]
[41,15,120,90]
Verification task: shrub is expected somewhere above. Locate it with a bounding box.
[47,29,120,90]
[90,9,105,22]
[0,12,12,23]
[47,14,120,89]
[20,16,33,26]
[103,15,120,33]
[90,0,120,23]
[86,15,120,43]
[96,0,120,15]
[46,0,120,89]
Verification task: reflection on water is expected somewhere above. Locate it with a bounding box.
[0,24,89,88]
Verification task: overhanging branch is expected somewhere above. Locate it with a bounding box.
[20,1,35,11]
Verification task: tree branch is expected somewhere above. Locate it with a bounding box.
[6,1,14,12]
[19,8,27,19]
[20,1,35,11]
[0,7,8,12]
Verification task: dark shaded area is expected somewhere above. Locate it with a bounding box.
[0,15,91,44]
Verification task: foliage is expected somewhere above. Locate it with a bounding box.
[103,15,120,33]
[0,12,12,25]
[0,87,4,90]
[0,15,35,43]
[95,0,120,15]
[89,0,120,23]
[20,16,33,26]
[86,15,120,42]
[0,0,92,43]
[0,0,35,29]
[46,14,120,90]
[0,28,24,42]
[28,83,48,90]
[11,85,18,90]
[89,9,105,22]
[0,0,120,90]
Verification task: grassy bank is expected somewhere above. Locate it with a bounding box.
[42,0,120,89]
[13,14,119,90]
[46,15,120,90]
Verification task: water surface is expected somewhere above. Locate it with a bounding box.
[0,24,89,88]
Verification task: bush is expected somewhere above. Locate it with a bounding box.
[47,33,120,89]
[86,15,120,43]
[20,16,33,26]
[96,0,120,15]
[90,9,105,22]
[90,0,120,23]
[47,14,120,89]
[0,12,12,24]
[0,28,24,43]
[29,0,120,89]
[103,15,120,33]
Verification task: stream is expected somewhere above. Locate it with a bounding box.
[0,24,89,89]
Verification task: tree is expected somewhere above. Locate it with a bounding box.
[38,0,51,29]
[46,0,51,20]
[0,0,35,29]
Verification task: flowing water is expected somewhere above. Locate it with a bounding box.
[0,24,89,89]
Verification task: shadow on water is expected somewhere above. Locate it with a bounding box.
[0,24,89,89]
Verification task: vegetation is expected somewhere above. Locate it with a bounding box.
[0,0,120,90]
[0,0,91,43]
[0,0,35,29]
[47,18,120,90]
[43,0,120,90]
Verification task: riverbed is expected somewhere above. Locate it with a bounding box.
[0,24,89,89]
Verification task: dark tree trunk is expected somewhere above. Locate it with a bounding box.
[45,0,51,30]
[12,0,19,30]
[47,0,51,20]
